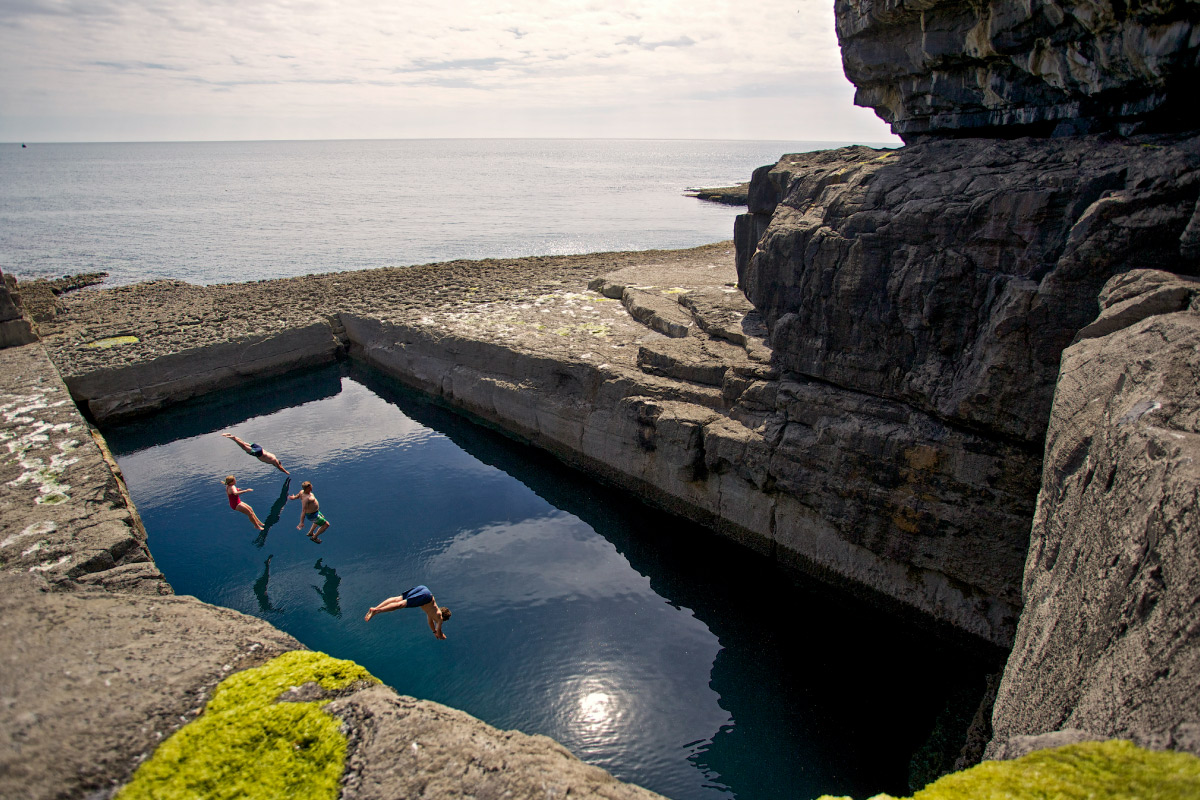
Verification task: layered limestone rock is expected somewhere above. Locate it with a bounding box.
[836,0,1200,140]
[988,270,1200,758]
[738,134,1200,444]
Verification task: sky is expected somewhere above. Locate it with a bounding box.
[0,0,900,144]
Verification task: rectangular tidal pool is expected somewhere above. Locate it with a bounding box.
[102,363,999,800]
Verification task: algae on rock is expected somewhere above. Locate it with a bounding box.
[816,740,1200,800]
[117,650,378,800]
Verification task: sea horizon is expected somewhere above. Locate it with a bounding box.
[5,135,899,146]
[1,137,882,287]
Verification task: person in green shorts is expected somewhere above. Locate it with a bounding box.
[290,481,331,542]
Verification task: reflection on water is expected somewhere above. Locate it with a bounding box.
[253,477,292,548]
[252,555,280,614]
[312,558,341,618]
[103,363,999,800]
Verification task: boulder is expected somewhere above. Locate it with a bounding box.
[0,268,37,348]
[988,270,1200,758]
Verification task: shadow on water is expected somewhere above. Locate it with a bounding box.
[312,558,342,619]
[348,363,1003,799]
[101,367,344,454]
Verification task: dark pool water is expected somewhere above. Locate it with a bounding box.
[103,363,996,800]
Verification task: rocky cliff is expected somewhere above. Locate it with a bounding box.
[733,131,1200,655]
[836,0,1200,140]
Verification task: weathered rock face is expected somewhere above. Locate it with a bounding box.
[836,0,1200,140]
[988,270,1200,758]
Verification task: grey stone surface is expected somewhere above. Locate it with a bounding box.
[988,270,1200,758]
[0,269,37,348]
[0,344,160,589]
[836,0,1200,140]
[66,322,344,422]
[988,730,1107,762]
[622,288,694,338]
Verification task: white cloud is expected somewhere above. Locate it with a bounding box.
[0,0,898,143]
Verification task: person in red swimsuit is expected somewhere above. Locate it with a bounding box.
[225,475,264,531]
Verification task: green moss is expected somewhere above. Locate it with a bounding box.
[118,650,378,800]
[85,335,139,348]
[816,741,1200,800]
[553,323,610,338]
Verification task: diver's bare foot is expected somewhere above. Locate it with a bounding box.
[364,609,377,621]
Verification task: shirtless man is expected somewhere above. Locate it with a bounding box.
[222,433,289,475]
[289,481,330,542]
[364,585,451,639]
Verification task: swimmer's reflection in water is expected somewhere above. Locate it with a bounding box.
[313,558,341,618]
[253,477,292,548]
[253,555,281,614]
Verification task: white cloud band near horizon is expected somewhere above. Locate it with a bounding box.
[0,0,900,144]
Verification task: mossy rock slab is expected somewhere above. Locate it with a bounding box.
[817,740,1200,800]
[117,650,377,800]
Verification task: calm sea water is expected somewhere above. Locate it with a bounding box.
[104,364,995,800]
[0,138,861,286]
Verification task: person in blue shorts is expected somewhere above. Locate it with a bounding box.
[222,433,290,474]
[289,480,331,542]
[364,585,451,639]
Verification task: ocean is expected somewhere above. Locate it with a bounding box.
[0,138,866,286]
